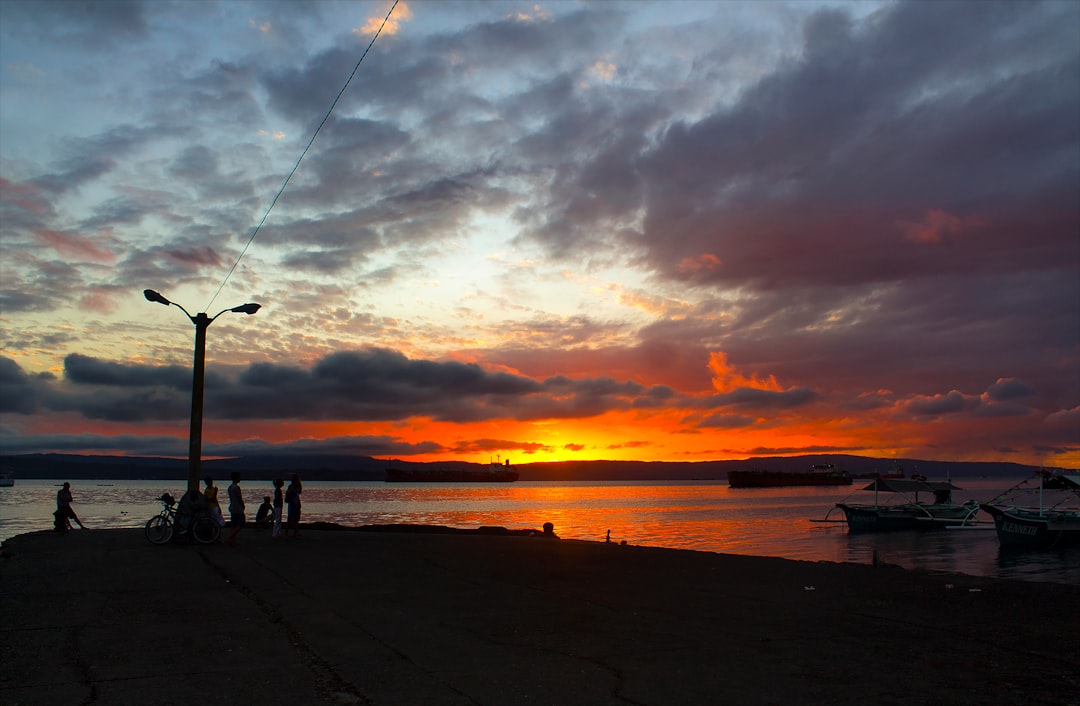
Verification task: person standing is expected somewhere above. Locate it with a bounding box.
[204,477,225,528]
[271,477,285,539]
[285,473,302,538]
[225,472,245,544]
[55,482,87,530]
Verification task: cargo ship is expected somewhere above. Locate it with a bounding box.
[385,458,519,483]
[727,464,852,488]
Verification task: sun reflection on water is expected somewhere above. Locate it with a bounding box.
[1,479,1076,583]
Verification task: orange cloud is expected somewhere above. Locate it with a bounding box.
[355,1,411,36]
[707,352,783,393]
[898,208,986,244]
[589,60,617,82]
[677,252,722,273]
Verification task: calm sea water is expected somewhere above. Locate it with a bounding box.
[2,479,1076,585]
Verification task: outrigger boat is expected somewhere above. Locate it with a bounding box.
[821,478,980,533]
[979,471,1080,549]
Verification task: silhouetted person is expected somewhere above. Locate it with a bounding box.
[542,522,557,538]
[177,487,208,538]
[225,472,245,544]
[285,473,302,538]
[54,482,86,531]
[204,476,225,527]
[255,496,273,529]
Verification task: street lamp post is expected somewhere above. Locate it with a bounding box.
[144,289,261,496]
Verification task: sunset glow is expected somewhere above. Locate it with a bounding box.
[1,1,1077,470]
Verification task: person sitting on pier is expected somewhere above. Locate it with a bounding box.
[255,496,274,529]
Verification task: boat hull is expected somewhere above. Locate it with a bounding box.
[836,502,980,533]
[980,504,1080,549]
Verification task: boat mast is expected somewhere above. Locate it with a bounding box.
[1040,471,1045,516]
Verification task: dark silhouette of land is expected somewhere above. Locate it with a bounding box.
[0,452,1058,483]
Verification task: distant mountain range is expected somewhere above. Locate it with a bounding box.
[0,452,1064,482]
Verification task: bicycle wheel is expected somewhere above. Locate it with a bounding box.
[145,515,173,545]
[192,515,221,544]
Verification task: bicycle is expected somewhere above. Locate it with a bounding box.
[145,492,221,545]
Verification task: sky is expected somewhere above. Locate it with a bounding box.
[1,0,1078,469]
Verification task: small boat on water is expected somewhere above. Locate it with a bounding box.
[823,478,980,532]
[728,463,852,488]
[385,458,519,483]
[980,472,1080,549]
[0,469,14,487]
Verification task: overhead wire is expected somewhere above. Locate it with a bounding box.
[206,0,401,311]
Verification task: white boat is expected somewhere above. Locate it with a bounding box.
[0,470,14,487]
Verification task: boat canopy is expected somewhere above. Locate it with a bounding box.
[1042,474,1080,491]
[859,479,960,493]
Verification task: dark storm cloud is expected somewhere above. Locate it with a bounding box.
[701,387,818,410]
[1,349,684,425]
[0,429,441,459]
[986,378,1036,403]
[33,125,159,197]
[258,164,515,275]
[623,1,1079,290]
[0,259,87,314]
[0,357,52,414]
[64,353,189,390]
[255,4,626,255]
[168,145,221,182]
[0,431,186,456]
[261,45,370,126]
[0,0,149,49]
[281,247,359,274]
[169,60,265,127]
[201,435,441,458]
[260,6,621,124]
[0,287,49,314]
[283,117,412,206]
[903,390,980,418]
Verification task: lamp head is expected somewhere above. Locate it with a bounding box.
[230,303,261,315]
[143,289,171,306]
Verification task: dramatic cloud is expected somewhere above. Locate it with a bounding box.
[1,1,1077,466]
